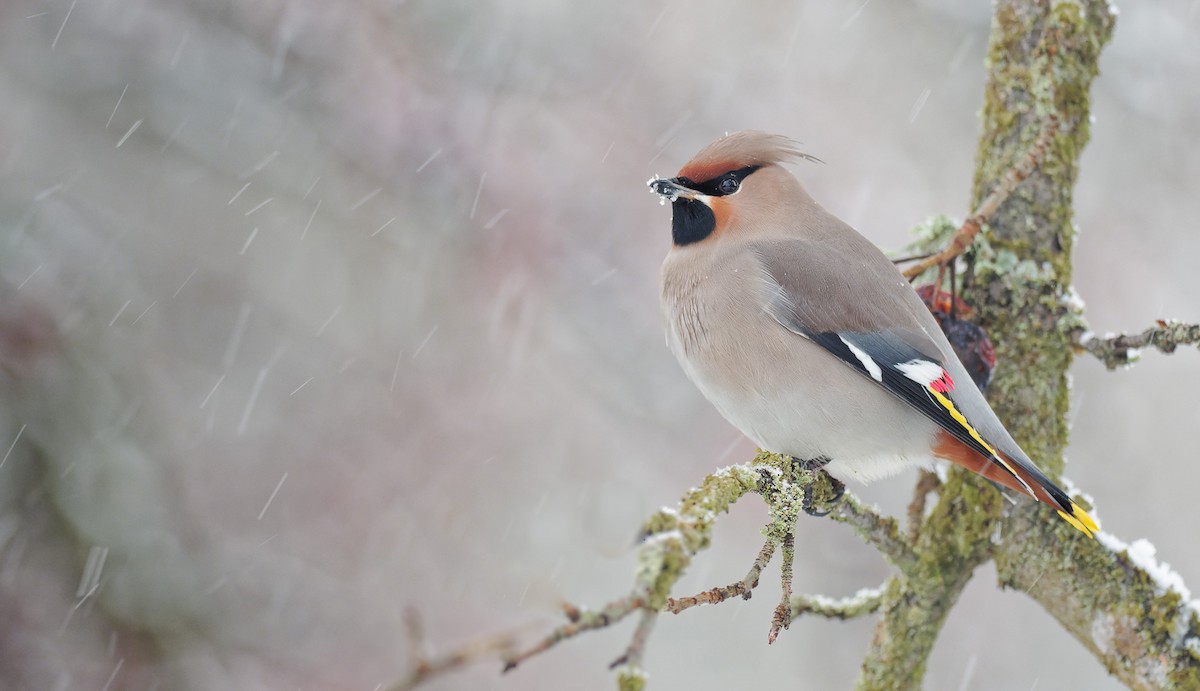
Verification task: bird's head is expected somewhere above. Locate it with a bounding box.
[648,131,821,247]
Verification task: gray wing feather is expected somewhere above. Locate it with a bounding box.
[750,236,1031,467]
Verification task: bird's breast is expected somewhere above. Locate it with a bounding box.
[662,276,708,358]
[660,250,771,393]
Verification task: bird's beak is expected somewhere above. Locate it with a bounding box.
[647,176,703,202]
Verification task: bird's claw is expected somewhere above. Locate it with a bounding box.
[800,468,845,517]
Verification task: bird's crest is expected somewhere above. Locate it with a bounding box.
[677,130,821,183]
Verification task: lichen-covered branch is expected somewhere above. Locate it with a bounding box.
[1079,320,1200,369]
[994,504,1200,690]
[878,4,1195,686]
[894,0,1199,687]
[504,453,820,686]
[827,490,914,574]
[502,461,762,679]
[666,538,777,614]
[768,531,797,643]
[906,470,941,543]
[790,586,884,621]
[856,466,1005,688]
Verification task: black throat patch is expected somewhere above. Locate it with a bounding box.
[671,198,716,246]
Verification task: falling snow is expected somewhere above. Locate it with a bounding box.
[2,2,1197,690]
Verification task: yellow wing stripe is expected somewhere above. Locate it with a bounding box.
[927,387,1036,498]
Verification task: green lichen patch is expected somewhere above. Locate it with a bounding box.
[616,666,647,691]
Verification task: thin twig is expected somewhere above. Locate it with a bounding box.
[503,597,644,672]
[790,586,885,621]
[768,531,796,644]
[906,470,942,544]
[890,251,937,265]
[666,538,778,613]
[389,607,519,691]
[608,610,659,669]
[901,114,1060,280]
[505,461,769,675]
[1079,320,1200,369]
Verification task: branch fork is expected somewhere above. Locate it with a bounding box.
[499,453,900,686]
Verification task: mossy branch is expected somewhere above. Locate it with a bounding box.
[502,452,813,681]
[1079,320,1200,369]
[995,505,1200,690]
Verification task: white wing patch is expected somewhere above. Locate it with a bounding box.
[841,337,883,382]
[896,358,945,386]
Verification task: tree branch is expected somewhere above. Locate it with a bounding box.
[827,490,915,574]
[666,538,777,614]
[389,607,519,691]
[502,458,771,683]
[499,454,910,687]
[994,504,1200,690]
[1079,320,1200,369]
[790,586,884,621]
[901,114,1059,281]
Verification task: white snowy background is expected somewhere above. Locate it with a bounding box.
[1,1,1197,689]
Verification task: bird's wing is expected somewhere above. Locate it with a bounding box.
[752,238,1097,536]
[754,239,997,464]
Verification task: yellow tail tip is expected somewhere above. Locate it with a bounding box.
[1057,502,1099,538]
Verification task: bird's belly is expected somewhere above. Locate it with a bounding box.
[669,320,938,483]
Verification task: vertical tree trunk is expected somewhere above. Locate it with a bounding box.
[856,2,1116,688]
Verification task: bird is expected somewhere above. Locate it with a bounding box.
[648,130,1097,537]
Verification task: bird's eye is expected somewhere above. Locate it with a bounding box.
[718,177,740,195]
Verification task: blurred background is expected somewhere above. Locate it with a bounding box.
[1,1,1197,689]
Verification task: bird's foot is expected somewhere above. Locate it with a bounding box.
[792,460,844,517]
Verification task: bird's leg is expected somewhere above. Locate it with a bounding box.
[807,473,846,516]
[828,475,846,502]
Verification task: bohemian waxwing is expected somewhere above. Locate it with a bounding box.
[649,130,1097,536]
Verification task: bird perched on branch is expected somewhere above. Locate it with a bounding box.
[648,130,1096,536]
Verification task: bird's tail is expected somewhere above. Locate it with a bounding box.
[933,431,1098,537]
